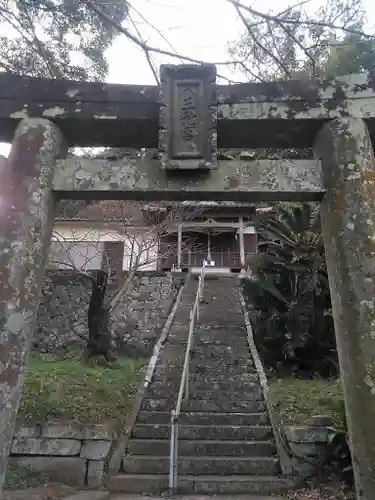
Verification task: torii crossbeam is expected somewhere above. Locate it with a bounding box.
[1,64,375,499]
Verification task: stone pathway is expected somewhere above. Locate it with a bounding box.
[65,494,284,500]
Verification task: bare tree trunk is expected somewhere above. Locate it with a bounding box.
[85,270,115,362]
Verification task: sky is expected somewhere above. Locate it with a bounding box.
[0,0,374,156]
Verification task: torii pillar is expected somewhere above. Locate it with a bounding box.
[315,117,375,500]
[0,119,64,493]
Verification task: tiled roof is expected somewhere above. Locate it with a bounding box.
[56,200,260,222]
[180,201,254,207]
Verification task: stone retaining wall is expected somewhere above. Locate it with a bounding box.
[9,423,113,488]
[35,270,183,356]
[284,416,333,477]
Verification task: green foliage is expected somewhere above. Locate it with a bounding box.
[243,203,337,376]
[229,0,374,81]
[327,399,354,487]
[0,0,129,79]
[5,464,52,490]
[19,354,144,428]
[269,377,343,425]
[320,33,375,78]
[270,377,353,484]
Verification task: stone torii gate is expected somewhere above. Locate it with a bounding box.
[1,64,375,499]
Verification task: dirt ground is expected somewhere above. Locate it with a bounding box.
[2,475,355,500]
[3,485,355,500]
[3,483,79,500]
[287,477,355,500]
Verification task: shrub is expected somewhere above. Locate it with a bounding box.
[243,203,338,377]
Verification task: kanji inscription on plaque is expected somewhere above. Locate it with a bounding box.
[173,82,200,157]
[159,64,217,170]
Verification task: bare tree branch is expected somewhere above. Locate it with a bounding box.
[83,0,248,67]
[127,10,160,84]
[229,0,374,39]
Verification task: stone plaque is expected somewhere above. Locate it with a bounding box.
[159,64,217,170]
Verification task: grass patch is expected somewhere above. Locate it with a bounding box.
[18,354,144,429]
[269,377,344,426]
[4,464,52,490]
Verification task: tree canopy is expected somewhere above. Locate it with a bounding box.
[0,0,129,79]
[228,0,375,81]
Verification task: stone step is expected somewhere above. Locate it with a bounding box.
[192,335,248,344]
[151,372,260,386]
[157,363,257,374]
[191,363,257,372]
[177,340,249,349]
[127,439,277,457]
[150,378,260,392]
[191,353,254,363]
[141,398,265,412]
[137,411,270,426]
[152,367,258,383]
[189,372,260,384]
[190,368,258,379]
[191,343,250,354]
[122,455,280,476]
[109,473,295,495]
[132,424,273,440]
[195,318,245,326]
[198,323,245,330]
[158,352,254,366]
[147,385,262,400]
[183,399,265,412]
[168,331,247,343]
[166,342,251,354]
[188,388,263,401]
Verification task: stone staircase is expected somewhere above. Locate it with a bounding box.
[110,277,294,495]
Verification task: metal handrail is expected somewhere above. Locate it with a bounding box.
[169,263,206,492]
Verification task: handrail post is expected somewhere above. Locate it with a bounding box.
[185,359,189,400]
[169,411,177,492]
[173,419,179,490]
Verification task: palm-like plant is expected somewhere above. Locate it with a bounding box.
[244,203,336,376]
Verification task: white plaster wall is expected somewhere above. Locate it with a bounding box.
[52,224,159,271]
[243,225,256,234]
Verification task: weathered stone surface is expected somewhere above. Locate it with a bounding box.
[41,423,84,439]
[52,158,324,202]
[306,415,333,427]
[291,457,318,478]
[315,116,375,500]
[0,118,64,492]
[8,456,86,486]
[14,426,41,438]
[35,271,178,357]
[137,410,268,426]
[11,437,81,456]
[128,438,276,457]
[35,271,90,352]
[109,273,178,357]
[133,423,272,441]
[2,69,375,149]
[159,64,217,170]
[285,426,328,443]
[82,424,113,441]
[109,473,295,495]
[86,460,105,488]
[80,440,111,460]
[289,442,324,457]
[122,455,279,476]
